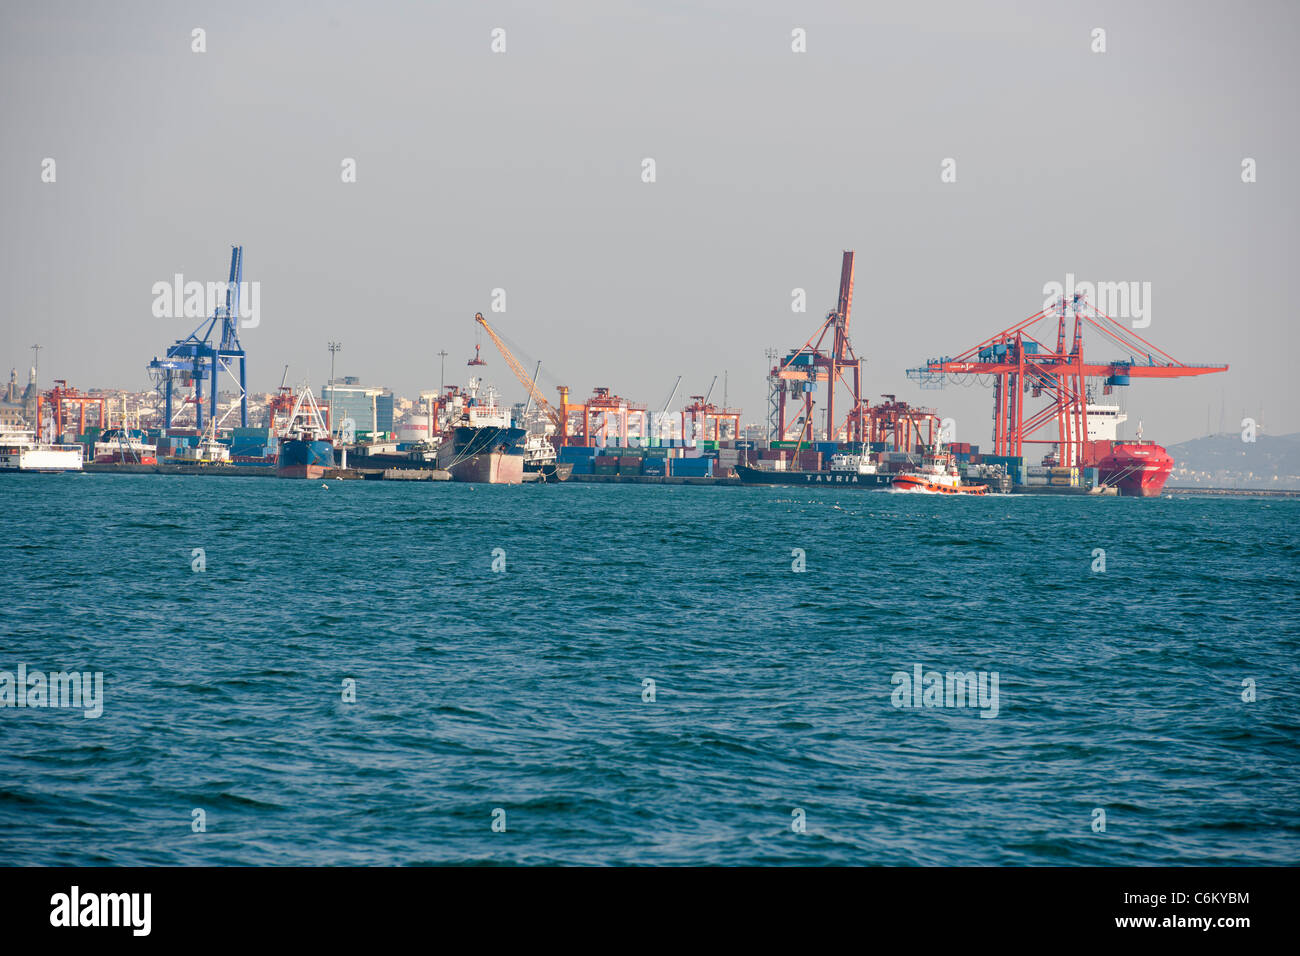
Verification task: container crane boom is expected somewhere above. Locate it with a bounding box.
[905,293,1228,466]
[660,375,682,413]
[473,312,562,430]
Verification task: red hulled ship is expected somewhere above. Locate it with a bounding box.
[1091,441,1173,497]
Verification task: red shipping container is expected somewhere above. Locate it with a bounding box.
[594,455,619,466]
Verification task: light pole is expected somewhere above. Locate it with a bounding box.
[328,341,342,437]
[31,344,41,385]
[438,350,448,394]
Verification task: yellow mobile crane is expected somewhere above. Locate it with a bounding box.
[473,313,565,435]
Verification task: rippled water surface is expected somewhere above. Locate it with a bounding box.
[2,474,1297,865]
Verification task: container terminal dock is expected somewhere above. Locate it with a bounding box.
[3,247,1228,496]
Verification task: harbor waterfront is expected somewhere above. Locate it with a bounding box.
[1,475,1296,866]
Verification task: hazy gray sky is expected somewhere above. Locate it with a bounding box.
[3,0,1296,443]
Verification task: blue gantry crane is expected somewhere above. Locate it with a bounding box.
[148,245,249,432]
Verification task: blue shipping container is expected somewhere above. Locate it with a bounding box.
[673,458,713,477]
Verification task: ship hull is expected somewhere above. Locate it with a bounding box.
[1095,442,1173,497]
[277,438,336,479]
[439,423,527,484]
[524,461,573,482]
[93,451,157,465]
[891,474,987,495]
[453,424,526,458]
[0,448,84,472]
[735,464,891,488]
[449,451,525,484]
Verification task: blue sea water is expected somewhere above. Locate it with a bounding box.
[1,474,1297,866]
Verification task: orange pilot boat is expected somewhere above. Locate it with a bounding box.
[890,443,987,496]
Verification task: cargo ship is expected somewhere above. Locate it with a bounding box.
[436,379,525,484]
[276,386,335,479]
[1076,409,1174,496]
[0,424,84,472]
[735,451,893,488]
[1092,441,1174,497]
[346,439,442,470]
[93,427,158,464]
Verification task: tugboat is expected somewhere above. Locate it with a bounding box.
[276,386,335,479]
[437,379,525,484]
[891,442,987,495]
[520,433,572,482]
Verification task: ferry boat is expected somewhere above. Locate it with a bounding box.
[93,427,158,464]
[276,386,335,479]
[891,444,987,495]
[0,424,84,472]
[437,379,525,484]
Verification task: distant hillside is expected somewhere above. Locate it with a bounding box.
[1166,433,1300,489]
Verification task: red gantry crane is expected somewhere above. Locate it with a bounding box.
[772,251,865,442]
[37,380,106,440]
[906,293,1228,467]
